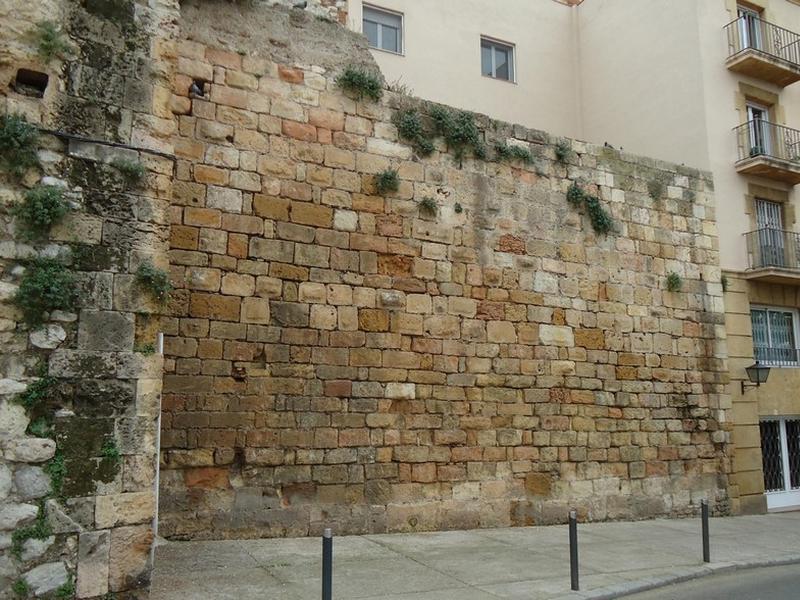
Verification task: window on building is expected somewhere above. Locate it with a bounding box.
[363,5,403,54]
[481,37,515,82]
[751,306,799,365]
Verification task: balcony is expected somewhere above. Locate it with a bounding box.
[725,15,800,87]
[754,346,800,367]
[744,228,800,283]
[734,120,800,184]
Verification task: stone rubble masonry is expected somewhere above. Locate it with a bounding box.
[0,0,176,597]
[0,0,733,595]
[157,3,731,542]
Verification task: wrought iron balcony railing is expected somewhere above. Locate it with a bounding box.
[754,346,800,367]
[725,14,800,66]
[745,227,800,271]
[735,120,800,164]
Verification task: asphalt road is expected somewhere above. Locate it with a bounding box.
[625,564,800,600]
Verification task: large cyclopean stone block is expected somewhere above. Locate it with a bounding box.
[78,311,136,352]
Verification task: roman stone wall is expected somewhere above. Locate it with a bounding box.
[0,0,177,597]
[158,2,732,541]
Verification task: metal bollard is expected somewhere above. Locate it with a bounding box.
[569,509,579,591]
[322,528,333,600]
[701,500,710,563]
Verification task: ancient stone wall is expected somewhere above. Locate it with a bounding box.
[158,2,732,541]
[0,0,177,597]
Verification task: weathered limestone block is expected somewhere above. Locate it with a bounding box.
[23,561,69,596]
[77,530,110,598]
[0,503,38,531]
[0,401,28,441]
[4,438,56,463]
[78,311,136,352]
[29,325,67,349]
[109,525,154,592]
[20,536,54,562]
[14,466,51,500]
[95,492,156,528]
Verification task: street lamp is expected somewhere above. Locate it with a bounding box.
[741,361,770,393]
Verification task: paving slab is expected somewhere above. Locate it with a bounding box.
[151,512,800,600]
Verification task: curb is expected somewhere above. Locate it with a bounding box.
[584,555,800,599]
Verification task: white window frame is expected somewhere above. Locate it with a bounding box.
[362,4,404,55]
[480,36,516,83]
[761,416,800,510]
[750,305,800,366]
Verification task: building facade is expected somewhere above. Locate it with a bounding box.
[344,0,800,514]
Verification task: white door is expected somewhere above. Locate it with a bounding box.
[747,103,772,156]
[755,199,785,267]
[761,418,800,510]
[738,6,763,50]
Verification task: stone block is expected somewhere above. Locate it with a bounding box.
[95,492,156,528]
[241,298,270,324]
[4,438,56,463]
[23,561,68,596]
[109,525,153,592]
[77,530,110,598]
[78,311,135,352]
[539,325,575,347]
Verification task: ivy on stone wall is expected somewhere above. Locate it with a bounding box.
[394,108,434,157]
[429,106,486,163]
[136,260,173,305]
[32,21,71,63]
[12,185,70,240]
[335,65,383,101]
[0,114,40,179]
[495,142,534,164]
[13,257,78,327]
[565,182,615,235]
[374,168,399,195]
[111,158,146,188]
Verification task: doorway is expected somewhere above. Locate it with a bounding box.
[761,418,800,510]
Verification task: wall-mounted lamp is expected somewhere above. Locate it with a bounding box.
[741,361,770,393]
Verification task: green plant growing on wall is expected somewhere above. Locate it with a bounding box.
[45,452,66,498]
[55,576,75,600]
[721,274,729,292]
[27,416,53,438]
[418,196,438,217]
[554,140,572,163]
[111,158,146,187]
[17,374,56,411]
[13,579,29,598]
[134,342,156,355]
[585,196,614,235]
[495,142,533,164]
[11,503,52,559]
[454,202,463,214]
[13,258,77,327]
[374,168,399,195]
[647,178,666,200]
[335,66,383,102]
[567,182,586,206]
[136,260,172,305]
[0,114,40,178]
[429,105,486,163]
[666,272,683,292]
[565,182,615,235]
[101,439,122,466]
[394,108,434,157]
[32,21,70,63]
[12,185,69,240]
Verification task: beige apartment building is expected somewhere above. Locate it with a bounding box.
[346,0,800,514]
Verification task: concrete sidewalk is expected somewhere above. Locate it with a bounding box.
[150,512,800,599]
